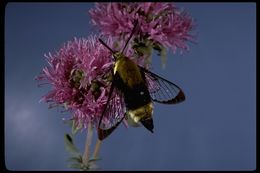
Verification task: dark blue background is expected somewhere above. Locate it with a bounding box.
[5,3,256,170]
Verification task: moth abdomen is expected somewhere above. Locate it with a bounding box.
[124,83,151,110]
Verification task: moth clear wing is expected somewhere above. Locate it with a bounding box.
[140,66,185,104]
[98,79,126,140]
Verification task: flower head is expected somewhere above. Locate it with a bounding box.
[89,2,194,54]
[36,36,122,129]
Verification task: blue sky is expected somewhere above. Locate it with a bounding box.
[5,3,256,171]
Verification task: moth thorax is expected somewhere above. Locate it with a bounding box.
[113,52,125,60]
[128,102,153,123]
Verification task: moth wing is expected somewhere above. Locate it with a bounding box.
[98,74,126,140]
[140,66,185,104]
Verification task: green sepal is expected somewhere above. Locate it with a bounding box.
[62,118,73,127]
[63,118,82,136]
[132,40,152,57]
[71,120,82,136]
[153,42,167,68]
[63,102,69,110]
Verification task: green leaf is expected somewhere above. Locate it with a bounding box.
[88,162,100,170]
[67,155,83,164]
[68,157,101,171]
[64,134,81,157]
[89,157,102,163]
[68,163,83,169]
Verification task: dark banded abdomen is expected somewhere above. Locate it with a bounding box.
[114,72,154,132]
[124,83,151,110]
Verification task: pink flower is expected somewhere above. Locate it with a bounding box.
[89,3,194,54]
[36,36,123,129]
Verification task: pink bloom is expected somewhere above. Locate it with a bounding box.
[36,36,124,129]
[89,2,194,54]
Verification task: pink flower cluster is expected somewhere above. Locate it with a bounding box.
[89,2,194,53]
[37,3,195,131]
[37,36,118,128]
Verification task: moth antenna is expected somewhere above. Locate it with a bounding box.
[98,38,116,54]
[121,20,138,54]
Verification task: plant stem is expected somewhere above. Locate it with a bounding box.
[92,139,102,159]
[123,118,129,128]
[83,122,93,165]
